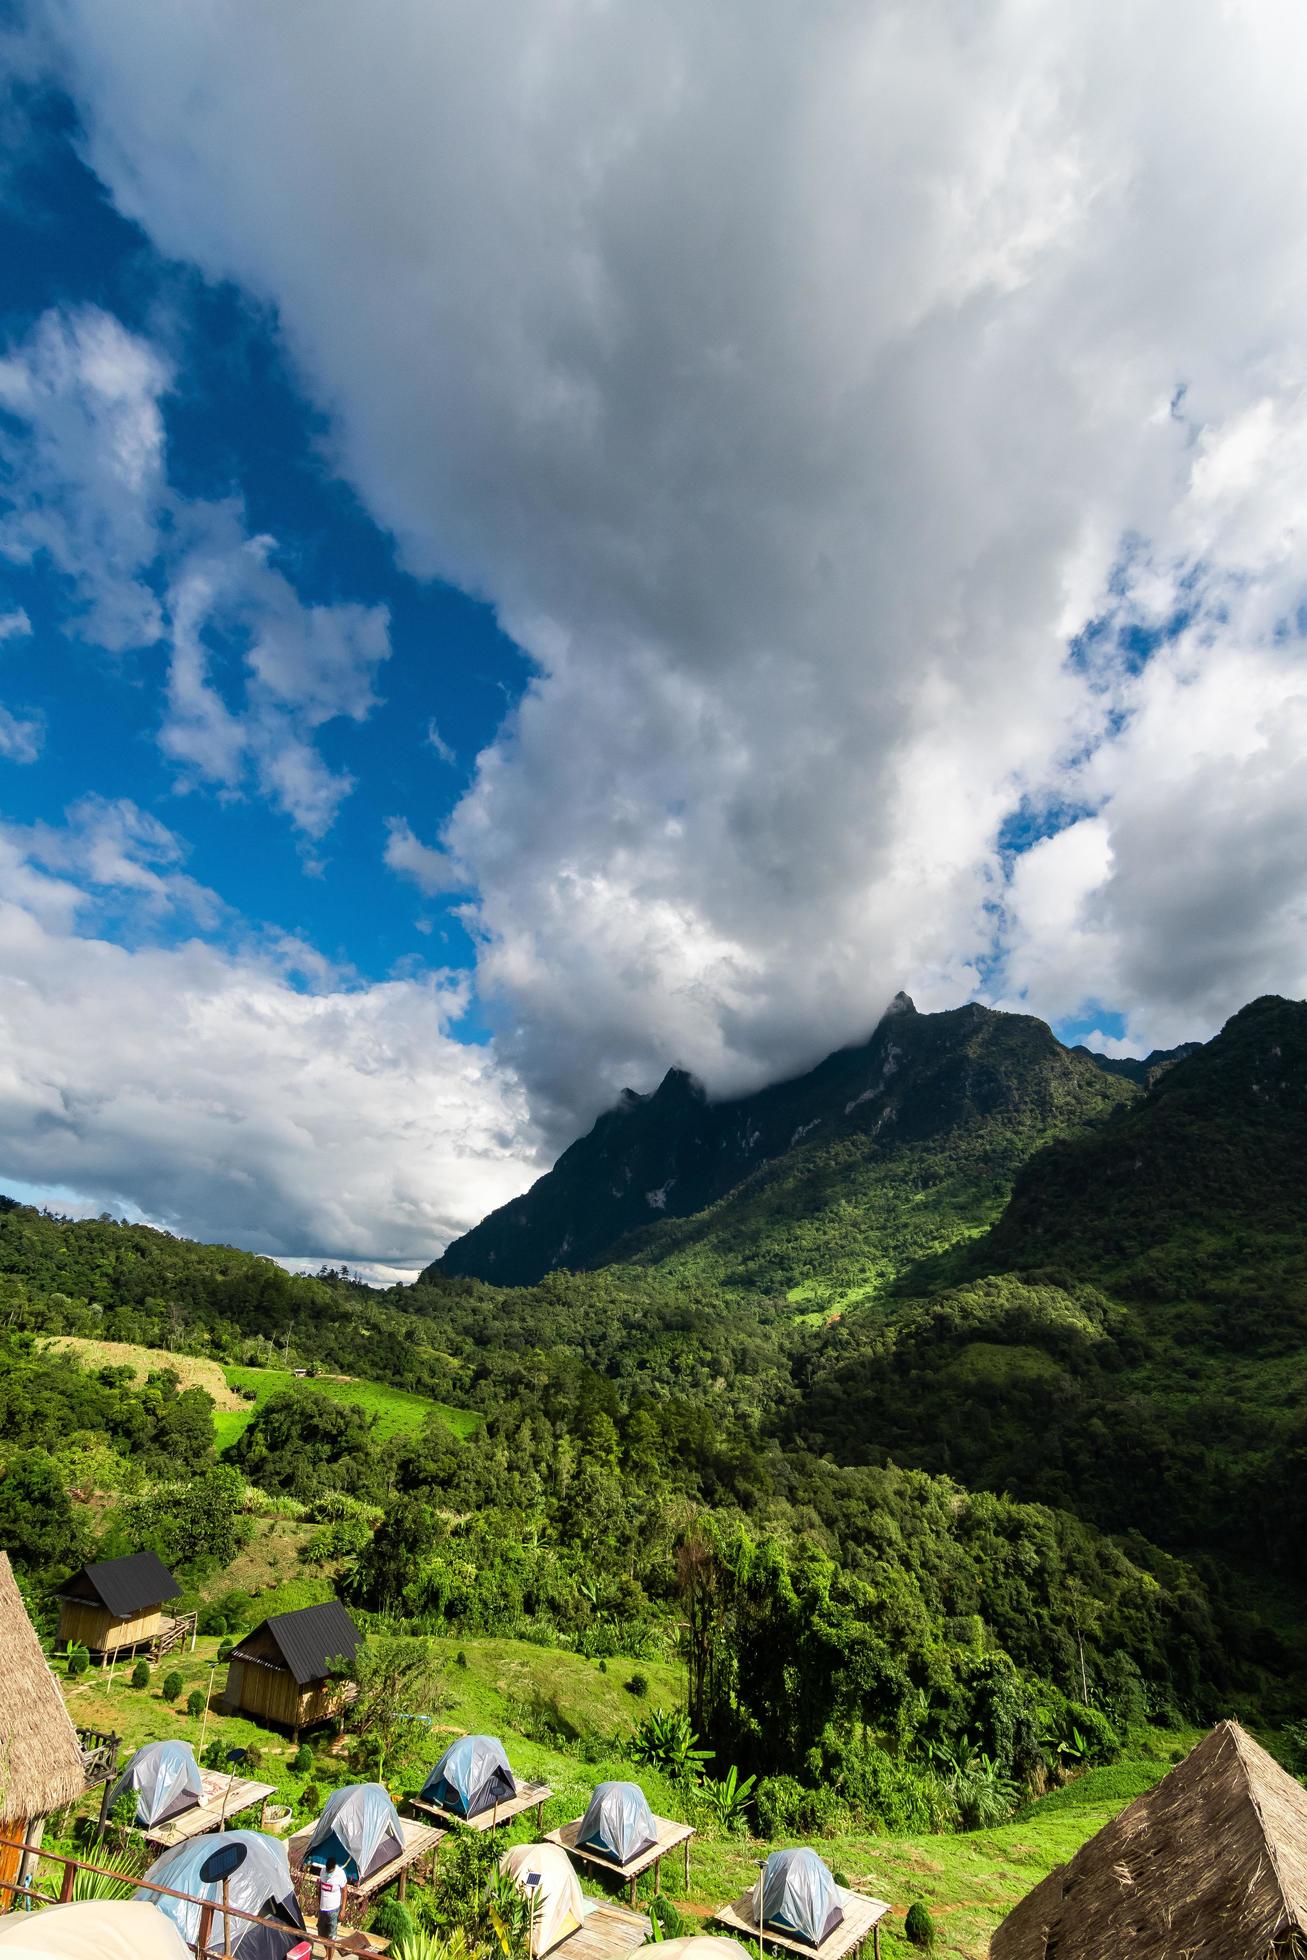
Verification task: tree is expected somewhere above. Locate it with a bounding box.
[0,1449,86,1576]
[120,1464,251,1580]
[341,1636,444,1786]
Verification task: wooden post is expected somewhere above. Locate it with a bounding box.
[197,1902,214,1958]
[398,1865,408,1901]
[98,1778,114,1831]
[872,1927,880,1960]
[683,1838,690,1890]
[654,1856,661,1897]
[59,1859,75,1904]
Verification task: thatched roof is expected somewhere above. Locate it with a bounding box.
[0,1554,87,1825]
[991,1720,1307,1959]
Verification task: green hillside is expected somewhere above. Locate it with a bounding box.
[214,1364,481,1451]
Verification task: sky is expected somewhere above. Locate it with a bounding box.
[1,2,1306,1278]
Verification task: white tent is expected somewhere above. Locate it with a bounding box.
[0,1901,192,1960]
[500,1843,592,1957]
[653,1943,753,1960]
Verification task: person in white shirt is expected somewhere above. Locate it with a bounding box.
[317,1858,347,1941]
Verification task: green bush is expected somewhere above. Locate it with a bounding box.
[130,1660,150,1689]
[217,1639,234,1663]
[626,1672,649,1698]
[301,1782,322,1815]
[1063,1703,1121,1765]
[186,1688,206,1718]
[754,1774,845,1839]
[649,1897,683,1939]
[371,1898,416,1943]
[66,1645,90,1678]
[455,1650,468,1670]
[905,1902,936,1950]
[162,1670,184,1701]
[292,1744,313,1773]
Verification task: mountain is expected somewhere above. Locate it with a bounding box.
[791,994,1307,1596]
[1078,1040,1202,1085]
[434,995,1144,1292]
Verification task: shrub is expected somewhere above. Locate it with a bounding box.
[217,1639,234,1663]
[598,1659,607,1674]
[242,1745,263,1773]
[625,1673,649,1699]
[301,1782,322,1815]
[66,1645,90,1678]
[130,1660,150,1689]
[292,1744,313,1773]
[630,1708,712,1783]
[370,1898,415,1943]
[162,1670,184,1702]
[698,1765,756,1834]
[754,1774,845,1840]
[455,1650,468,1670]
[1063,1703,1121,1766]
[649,1897,683,1939]
[905,1902,936,1951]
[186,1688,206,1718]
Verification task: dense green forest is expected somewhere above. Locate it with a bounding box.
[2,992,1305,1838]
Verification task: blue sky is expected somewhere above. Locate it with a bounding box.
[2,79,527,999]
[1,4,1304,1271]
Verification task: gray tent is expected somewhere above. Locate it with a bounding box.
[576,1781,657,1866]
[136,1831,307,1960]
[304,1783,405,1882]
[107,1740,204,1828]
[750,1850,844,1948]
[422,1734,516,1818]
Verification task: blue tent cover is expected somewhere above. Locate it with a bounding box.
[136,1830,305,1960]
[108,1740,204,1828]
[304,1783,405,1881]
[576,1781,657,1867]
[753,1850,844,1948]
[422,1734,517,1818]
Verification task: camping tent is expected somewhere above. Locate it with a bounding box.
[106,1741,204,1828]
[750,1850,844,1948]
[422,1735,516,1819]
[0,1902,193,1960]
[500,1843,590,1957]
[135,1830,307,1960]
[575,1782,657,1866]
[303,1783,405,1882]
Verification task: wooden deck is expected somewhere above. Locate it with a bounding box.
[406,1779,552,1833]
[289,1816,446,1902]
[714,1886,892,1960]
[562,1900,651,1960]
[144,1771,278,1847]
[545,1814,694,1906]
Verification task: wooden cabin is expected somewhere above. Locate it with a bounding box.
[990,1720,1307,1959]
[56,1552,180,1659]
[222,1600,361,1738]
[0,1553,88,1907]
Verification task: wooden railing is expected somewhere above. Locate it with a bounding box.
[0,1834,378,1958]
[151,1612,199,1662]
[76,1726,121,1787]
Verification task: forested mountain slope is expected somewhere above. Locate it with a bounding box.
[792,996,1307,1597]
[435,996,1139,1295]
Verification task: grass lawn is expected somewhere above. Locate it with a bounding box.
[214,1365,481,1451]
[54,1630,1195,1959]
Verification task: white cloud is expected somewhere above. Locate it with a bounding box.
[384,816,460,899]
[37,2,1307,1144]
[0,808,540,1266]
[0,309,391,841]
[0,608,32,641]
[425,717,456,766]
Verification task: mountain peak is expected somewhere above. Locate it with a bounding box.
[887,990,917,1016]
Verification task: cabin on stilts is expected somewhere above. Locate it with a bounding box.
[222,1601,360,1738]
[0,1553,88,1908]
[990,1719,1307,1960]
[55,1553,181,1660]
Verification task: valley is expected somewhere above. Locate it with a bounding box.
[3,990,1306,1955]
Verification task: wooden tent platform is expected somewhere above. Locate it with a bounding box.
[289,1816,446,1902]
[564,1900,652,1960]
[545,1814,694,1906]
[406,1779,552,1833]
[714,1886,892,1960]
[144,1771,278,1847]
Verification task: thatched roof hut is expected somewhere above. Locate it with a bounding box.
[990,1720,1307,1959]
[0,1554,87,1898]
